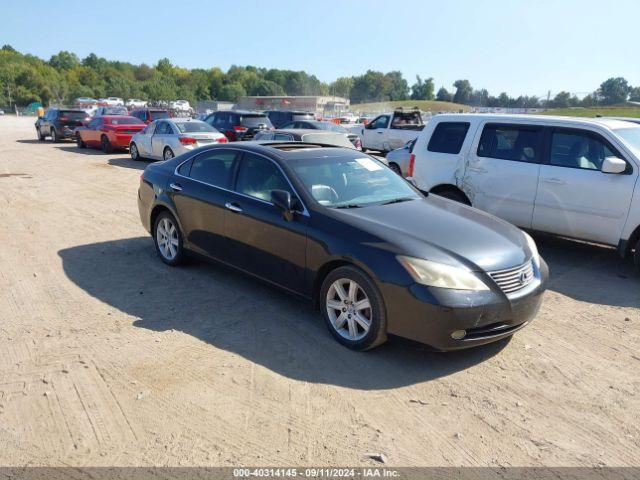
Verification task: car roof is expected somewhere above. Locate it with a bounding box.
[101,115,138,119]
[275,129,338,135]
[431,113,638,130]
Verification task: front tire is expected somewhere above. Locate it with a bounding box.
[163,147,174,160]
[130,142,142,160]
[153,212,184,266]
[101,135,113,153]
[320,266,387,350]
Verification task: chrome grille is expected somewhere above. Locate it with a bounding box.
[489,260,535,294]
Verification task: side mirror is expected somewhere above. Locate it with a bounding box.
[601,156,626,174]
[271,189,297,221]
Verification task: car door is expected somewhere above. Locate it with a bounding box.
[137,122,156,157]
[532,127,637,245]
[151,121,171,158]
[224,151,307,293]
[363,115,390,150]
[43,109,55,134]
[83,118,98,145]
[463,122,543,228]
[170,149,239,259]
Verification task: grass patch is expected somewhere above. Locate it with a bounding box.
[350,100,469,114]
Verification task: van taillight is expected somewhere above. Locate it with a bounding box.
[408,153,416,177]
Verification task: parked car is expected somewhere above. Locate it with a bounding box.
[129,108,171,124]
[354,107,425,153]
[138,142,547,350]
[410,114,640,270]
[204,110,273,141]
[279,120,362,150]
[94,106,129,117]
[253,129,357,150]
[265,110,316,128]
[103,97,124,106]
[385,138,416,176]
[35,108,91,142]
[0,109,4,115]
[75,115,145,153]
[126,99,147,109]
[130,118,227,161]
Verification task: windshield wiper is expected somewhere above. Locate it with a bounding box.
[381,197,415,205]
[335,204,362,209]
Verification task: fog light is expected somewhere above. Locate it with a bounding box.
[451,330,466,340]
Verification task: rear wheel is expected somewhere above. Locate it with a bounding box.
[76,134,86,149]
[50,128,59,143]
[163,147,174,160]
[320,266,387,350]
[434,189,470,205]
[130,142,142,160]
[153,212,184,266]
[101,135,113,153]
[37,127,45,141]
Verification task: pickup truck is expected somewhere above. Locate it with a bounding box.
[353,108,425,153]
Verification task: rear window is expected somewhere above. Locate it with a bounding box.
[59,111,88,120]
[175,121,216,133]
[240,115,273,128]
[293,113,315,121]
[428,122,470,154]
[108,117,143,125]
[103,107,128,115]
[150,111,170,121]
[478,124,541,163]
[391,112,423,128]
[301,132,353,148]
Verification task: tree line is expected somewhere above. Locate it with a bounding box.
[1,45,639,109]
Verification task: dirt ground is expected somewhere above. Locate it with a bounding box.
[0,115,638,467]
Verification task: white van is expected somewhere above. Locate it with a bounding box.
[409,114,640,269]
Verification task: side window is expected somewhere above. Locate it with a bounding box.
[177,158,193,176]
[370,115,389,129]
[155,122,169,135]
[254,131,273,140]
[274,133,294,141]
[188,150,237,187]
[236,153,293,202]
[427,122,470,154]
[549,130,621,171]
[478,124,541,163]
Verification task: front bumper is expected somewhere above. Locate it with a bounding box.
[384,259,549,350]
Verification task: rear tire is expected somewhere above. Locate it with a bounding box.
[319,266,387,351]
[50,128,59,143]
[101,135,113,153]
[434,189,470,205]
[163,147,174,160]
[37,127,45,141]
[130,142,142,160]
[153,211,184,266]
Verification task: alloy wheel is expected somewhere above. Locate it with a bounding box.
[164,148,174,160]
[130,143,138,160]
[325,278,372,341]
[156,217,179,261]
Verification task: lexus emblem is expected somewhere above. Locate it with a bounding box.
[519,271,531,284]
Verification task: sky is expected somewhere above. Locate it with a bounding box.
[3,0,640,98]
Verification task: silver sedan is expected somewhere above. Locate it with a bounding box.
[384,138,415,176]
[130,118,227,161]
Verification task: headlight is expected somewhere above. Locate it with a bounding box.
[397,256,489,291]
[523,232,540,269]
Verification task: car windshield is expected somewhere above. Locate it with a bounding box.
[109,117,143,125]
[175,121,217,133]
[241,115,273,128]
[289,153,419,208]
[316,122,348,133]
[150,111,170,120]
[615,127,640,153]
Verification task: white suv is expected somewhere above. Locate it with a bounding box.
[409,114,640,269]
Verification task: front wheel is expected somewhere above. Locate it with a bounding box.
[320,266,387,350]
[153,212,184,266]
[101,135,113,153]
[130,142,142,160]
[163,147,174,160]
[37,127,45,141]
[76,134,86,149]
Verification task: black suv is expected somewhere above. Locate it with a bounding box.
[204,110,273,141]
[35,108,90,142]
[265,110,315,128]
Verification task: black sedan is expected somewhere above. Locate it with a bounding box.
[138,142,548,351]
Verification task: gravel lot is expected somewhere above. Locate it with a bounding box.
[0,115,638,467]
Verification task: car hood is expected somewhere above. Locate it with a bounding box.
[331,195,531,272]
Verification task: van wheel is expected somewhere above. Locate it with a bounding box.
[320,266,387,351]
[434,189,471,205]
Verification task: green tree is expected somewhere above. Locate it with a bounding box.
[410,76,434,100]
[218,83,246,102]
[329,77,353,98]
[49,51,80,70]
[628,86,640,102]
[452,79,473,104]
[598,77,631,105]
[435,87,452,102]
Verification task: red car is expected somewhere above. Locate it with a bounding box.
[76,116,146,153]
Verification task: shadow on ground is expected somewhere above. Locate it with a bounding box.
[532,232,640,308]
[59,237,509,389]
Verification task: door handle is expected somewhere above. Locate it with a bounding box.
[377,131,384,134]
[169,182,182,192]
[541,177,566,185]
[225,202,243,213]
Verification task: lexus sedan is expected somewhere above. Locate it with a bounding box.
[138,142,548,351]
